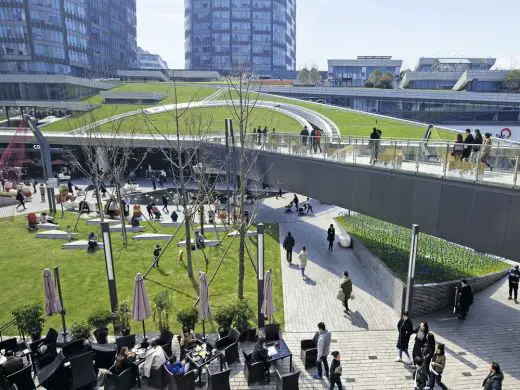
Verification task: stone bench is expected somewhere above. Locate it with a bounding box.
[62,240,105,250]
[132,233,174,241]
[110,224,145,232]
[36,223,60,230]
[200,225,228,232]
[35,230,77,240]
[160,221,184,228]
[86,218,120,226]
[177,240,220,248]
[227,230,257,237]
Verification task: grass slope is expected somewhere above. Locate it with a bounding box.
[0,211,283,334]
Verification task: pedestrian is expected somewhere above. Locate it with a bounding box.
[151,176,156,190]
[508,264,519,303]
[293,194,299,211]
[482,361,503,390]
[300,126,309,145]
[340,271,352,313]
[158,175,164,188]
[252,128,257,144]
[312,322,331,380]
[428,343,448,390]
[306,197,313,214]
[100,183,107,198]
[412,321,432,360]
[310,128,316,152]
[272,128,276,135]
[67,179,73,195]
[66,225,72,242]
[395,311,413,364]
[315,128,322,152]
[15,190,25,210]
[282,232,295,263]
[421,332,435,376]
[413,356,428,390]
[263,126,268,142]
[452,133,464,160]
[298,246,308,279]
[153,244,161,268]
[327,224,335,251]
[329,351,343,390]
[463,128,474,161]
[170,210,179,222]
[39,183,46,202]
[257,125,262,144]
[146,203,154,220]
[369,127,382,164]
[473,129,483,162]
[162,194,169,213]
[108,197,117,219]
[481,133,493,170]
[32,179,37,193]
[457,279,473,320]
[276,188,283,199]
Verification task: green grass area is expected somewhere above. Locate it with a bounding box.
[99,106,301,134]
[335,214,509,284]
[0,212,283,334]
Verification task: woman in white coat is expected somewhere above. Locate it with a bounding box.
[298,246,308,279]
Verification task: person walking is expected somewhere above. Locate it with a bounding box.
[452,133,465,160]
[481,133,493,170]
[298,246,308,279]
[340,271,352,313]
[412,321,432,360]
[162,194,169,213]
[395,311,413,364]
[457,279,473,320]
[482,362,503,390]
[300,126,309,146]
[329,351,343,390]
[263,126,268,142]
[283,232,295,263]
[67,179,74,195]
[151,176,156,190]
[293,194,299,211]
[473,129,483,162]
[39,182,46,203]
[315,129,323,153]
[413,356,428,390]
[369,127,382,164]
[310,128,317,153]
[15,190,25,211]
[428,343,448,390]
[327,224,335,251]
[153,244,162,268]
[306,197,313,214]
[312,322,331,380]
[462,128,475,161]
[508,264,520,303]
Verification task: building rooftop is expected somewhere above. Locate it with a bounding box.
[452,70,509,91]
[100,91,167,102]
[399,71,463,89]
[116,70,169,82]
[0,100,99,111]
[0,75,114,90]
[328,58,403,67]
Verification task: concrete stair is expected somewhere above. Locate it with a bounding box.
[37,223,60,230]
[160,221,184,228]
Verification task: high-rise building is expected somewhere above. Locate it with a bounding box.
[137,46,168,70]
[185,0,296,75]
[0,0,136,77]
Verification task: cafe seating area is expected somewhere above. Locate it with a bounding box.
[0,322,304,390]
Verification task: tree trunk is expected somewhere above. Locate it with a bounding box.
[237,84,247,299]
[115,182,128,245]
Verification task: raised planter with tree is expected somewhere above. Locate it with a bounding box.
[87,310,113,344]
[115,301,132,336]
[152,291,173,338]
[12,303,46,341]
[70,321,92,341]
[233,300,255,342]
[214,304,236,338]
[176,307,198,332]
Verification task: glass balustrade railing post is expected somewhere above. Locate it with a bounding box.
[393,141,397,170]
[514,156,519,188]
[415,143,420,173]
[443,143,450,178]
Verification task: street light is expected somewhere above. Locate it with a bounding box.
[257,223,265,329]
[101,222,118,312]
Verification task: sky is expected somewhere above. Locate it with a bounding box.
[136,0,520,70]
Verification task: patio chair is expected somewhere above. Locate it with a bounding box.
[69,351,97,389]
[215,328,240,365]
[0,338,24,354]
[104,367,133,390]
[166,369,196,390]
[29,336,58,371]
[300,332,319,368]
[159,330,174,358]
[264,324,281,342]
[115,334,136,353]
[275,368,300,390]
[242,351,269,385]
[7,365,36,390]
[147,365,167,389]
[206,363,231,390]
[91,342,117,371]
[37,351,69,390]
[61,339,87,359]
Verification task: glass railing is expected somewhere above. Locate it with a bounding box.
[225,133,520,189]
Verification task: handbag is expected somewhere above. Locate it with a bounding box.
[336,290,345,301]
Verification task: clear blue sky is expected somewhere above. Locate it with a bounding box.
[137,0,520,70]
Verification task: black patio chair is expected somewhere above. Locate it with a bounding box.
[206,363,231,390]
[104,367,133,390]
[69,351,97,389]
[7,365,36,390]
[0,338,24,354]
[159,330,174,358]
[215,328,240,365]
[37,351,69,390]
[264,324,281,342]
[91,342,117,371]
[29,334,58,371]
[147,365,167,389]
[242,351,268,385]
[115,334,136,353]
[165,369,196,390]
[45,328,59,345]
[61,339,88,359]
[275,368,300,390]
[300,332,319,368]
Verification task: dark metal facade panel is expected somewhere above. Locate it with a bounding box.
[411,179,442,234]
[387,176,415,227]
[436,184,475,246]
[503,196,520,260]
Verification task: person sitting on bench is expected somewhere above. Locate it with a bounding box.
[39,212,56,224]
[131,215,140,227]
[151,206,162,220]
[170,210,179,222]
[75,186,85,196]
[88,232,98,253]
[78,200,90,214]
[285,201,294,213]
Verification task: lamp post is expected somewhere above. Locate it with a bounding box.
[257,223,265,329]
[101,222,118,312]
[404,224,419,314]
[53,266,67,342]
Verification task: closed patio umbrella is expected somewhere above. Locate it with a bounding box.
[132,273,151,344]
[43,268,62,315]
[198,271,212,340]
[261,270,275,323]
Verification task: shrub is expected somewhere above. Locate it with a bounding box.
[176,307,198,331]
[87,309,113,330]
[214,304,235,331]
[232,299,254,333]
[115,301,131,329]
[12,303,45,337]
[152,291,173,331]
[70,321,92,341]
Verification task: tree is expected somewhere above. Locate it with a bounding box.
[365,70,394,89]
[503,70,520,92]
[309,67,322,84]
[296,67,310,84]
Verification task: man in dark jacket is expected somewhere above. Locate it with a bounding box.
[329,351,342,389]
[293,194,299,211]
[482,361,504,390]
[283,232,295,263]
[300,126,309,145]
[458,279,473,320]
[508,264,520,303]
[396,311,413,363]
[251,337,270,376]
[463,129,475,161]
[327,224,336,251]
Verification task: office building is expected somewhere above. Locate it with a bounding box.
[184,0,296,75]
[137,46,168,70]
[414,57,496,72]
[328,56,403,87]
[0,0,137,77]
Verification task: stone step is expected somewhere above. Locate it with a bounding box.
[227,230,257,237]
[62,240,105,250]
[177,239,220,248]
[86,218,120,225]
[132,233,174,241]
[37,223,61,230]
[110,224,145,232]
[35,230,77,240]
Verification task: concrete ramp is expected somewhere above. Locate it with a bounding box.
[110,224,145,232]
[36,230,77,240]
[227,230,257,237]
[86,218,120,225]
[133,233,174,241]
[62,240,105,250]
[177,240,220,247]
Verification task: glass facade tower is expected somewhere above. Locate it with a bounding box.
[0,0,136,77]
[185,0,296,74]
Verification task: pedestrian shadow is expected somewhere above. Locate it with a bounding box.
[304,277,316,286]
[346,311,369,330]
[288,263,299,269]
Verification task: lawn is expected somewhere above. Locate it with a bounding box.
[98,106,301,134]
[0,211,283,335]
[335,214,509,284]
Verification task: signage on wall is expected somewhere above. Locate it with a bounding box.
[33,144,41,150]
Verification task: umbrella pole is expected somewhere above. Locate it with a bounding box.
[54,267,67,342]
[141,320,149,348]
[202,320,206,342]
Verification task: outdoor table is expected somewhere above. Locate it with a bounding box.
[267,339,292,371]
[186,344,224,388]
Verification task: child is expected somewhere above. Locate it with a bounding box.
[153,244,162,268]
[413,356,428,390]
[39,183,46,202]
[66,225,72,242]
[329,351,343,389]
